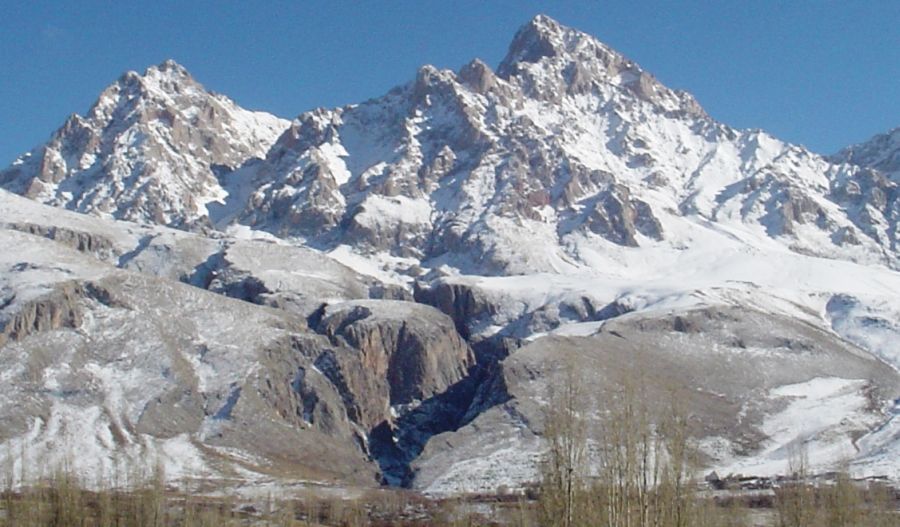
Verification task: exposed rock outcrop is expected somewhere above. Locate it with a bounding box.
[0,280,85,348]
[5,223,119,261]
[313,300,475,430]
[413,280,498,340]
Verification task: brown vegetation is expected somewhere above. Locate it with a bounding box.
[535,363,899,527]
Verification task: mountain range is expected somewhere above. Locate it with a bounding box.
[1,15,899,495]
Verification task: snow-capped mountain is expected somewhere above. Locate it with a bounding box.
[2,18,894,273]
[0,60,288,229]
[828,128,900,256]
[834,127,900,179]
[1,15,900,495]
[238,14,896,273]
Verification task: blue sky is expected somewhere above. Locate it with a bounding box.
[1,1,898,165]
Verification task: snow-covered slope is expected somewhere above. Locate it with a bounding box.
[0,60,288,229]
[411,310,900,494]
[833,127,900,180]
[0,192,478,489]
[0,188,392,316]
[237,15,896,273]
[0,228,381,486]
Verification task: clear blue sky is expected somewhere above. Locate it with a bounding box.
[1,1,898,165]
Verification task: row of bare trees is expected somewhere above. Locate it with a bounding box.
[538,365,703,527]
[773,445,899,527]
[536,364,898,527]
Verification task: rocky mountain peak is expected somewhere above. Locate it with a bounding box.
[496,16,706,118]
[413,64,458,94]
[833,127,900,180]
[410,64,479,114]
[117,59,193,86]
[154,58,191,76]
[81,60,205,134]
[0,59,288,228]
[498,14,566,69]
[458,59,502,94]
[497,14,600,77]
[498,14,637,80]
[144,59,198,86]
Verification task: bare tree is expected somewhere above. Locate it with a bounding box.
[592,367,704,527]
[539,363,589,527]
[774,443,816,527]
[823,467,862,527]
[537,357,719,527]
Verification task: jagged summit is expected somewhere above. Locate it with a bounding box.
[153,58,191,75]
[498,14,629,82]
[42,61,198,149]
[497,14,630,75]
[0,59,288,228]
[122,59,194,83]
[498,14,570,71]
[117,59,196,90]
[119,60,198,96]
[833,126,900,179]
[83,60,206,132]
[496,15,706,118]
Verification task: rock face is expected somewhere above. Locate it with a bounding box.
[0,60,288,229]
[5,223,118,262]
[830,128,900,252]
[313,300,475,430]
[413,279,499,340]
[0,279,85,348]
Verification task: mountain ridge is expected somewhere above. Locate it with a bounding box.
[2,16,895,271]
[833,126,900,180]
[0,59,288,229]
[220,15,897,274]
